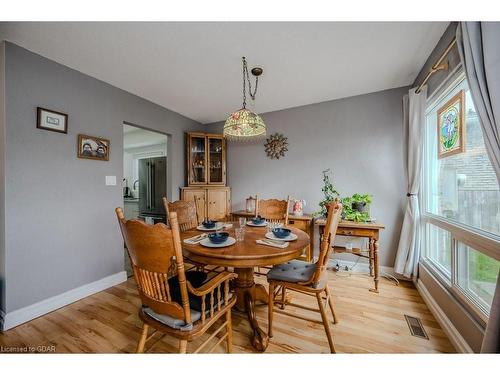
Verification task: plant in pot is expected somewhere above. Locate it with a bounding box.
[341,193,372,222]
[313,169,340,217]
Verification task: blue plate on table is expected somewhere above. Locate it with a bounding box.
[202,220,216,229]
[272,227,291,239]
[251,216,266,225]
[208,232,229,244]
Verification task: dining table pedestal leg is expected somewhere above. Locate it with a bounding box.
[234,267,269,352]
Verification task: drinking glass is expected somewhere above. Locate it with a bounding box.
[267,222,276,234]
[235,228,245,242]
[239,217,247,228]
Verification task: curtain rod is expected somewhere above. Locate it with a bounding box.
[415,37,457,94]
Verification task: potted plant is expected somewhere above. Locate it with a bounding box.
[313,169,340,217]
[341,193,373,222]
[351,193,372,213]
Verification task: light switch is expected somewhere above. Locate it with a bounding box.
[105,176,117,186]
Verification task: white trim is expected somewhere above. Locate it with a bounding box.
[416,279,473,353]
[328,258,401,279]
[1,271,127,331]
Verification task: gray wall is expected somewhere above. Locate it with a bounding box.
[413,22,460,97]
[2,43,202,314]
[208,87,408,267]
[0,42,6,314]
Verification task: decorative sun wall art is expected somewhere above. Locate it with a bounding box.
[264,133,288,159]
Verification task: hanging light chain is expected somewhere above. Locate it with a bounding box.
[242,57,259,109]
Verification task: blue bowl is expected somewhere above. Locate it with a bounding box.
[251,216,265,225]
[208,232,229,244]
[202,220,216,229]
[272,227,291,239]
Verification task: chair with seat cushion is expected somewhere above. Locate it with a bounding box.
[116,207,237,353]
[267,200,342,353]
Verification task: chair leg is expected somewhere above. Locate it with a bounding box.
[226,310,233,353]
[179,339,188,354]
[281,285,286,310]
[316,292,336,354]
[136,323,149,353]
[268,281,275,337]
[325,286,339,324]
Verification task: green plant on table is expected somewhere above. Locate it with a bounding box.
[351,193,372,205]
[341,194,373,222]
[313,169,340,217]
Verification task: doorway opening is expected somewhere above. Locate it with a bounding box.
[123,123,169,223]
[123,123,169,276]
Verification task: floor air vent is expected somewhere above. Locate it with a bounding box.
[404,314,429,340]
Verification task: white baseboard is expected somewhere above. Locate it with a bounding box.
[328,258,399,279]
[416,279,473,353]
[1,271,127,331]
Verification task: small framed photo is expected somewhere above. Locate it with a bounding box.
[37,107,68,134]
[77,134,110,161]
[437,90,466,159]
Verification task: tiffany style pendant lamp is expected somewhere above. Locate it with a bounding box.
[223,57,266,141]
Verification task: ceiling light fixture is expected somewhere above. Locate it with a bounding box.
[223,57,266,141]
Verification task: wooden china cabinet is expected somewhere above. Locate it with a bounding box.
[181,132,230,223]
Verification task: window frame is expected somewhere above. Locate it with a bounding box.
[420,68,500,323]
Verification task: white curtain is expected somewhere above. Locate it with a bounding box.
[456,21,500,354]
[394,86,427,279]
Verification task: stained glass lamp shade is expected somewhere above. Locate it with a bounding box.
[223,108,267,141]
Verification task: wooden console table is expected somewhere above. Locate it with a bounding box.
[230,210,314,262]
[316,219,385,293]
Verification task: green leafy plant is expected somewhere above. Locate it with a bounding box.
[351,193,372,205]
[341,193,373,222]
[313,169,340,217]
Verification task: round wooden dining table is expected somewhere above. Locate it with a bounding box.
[180,223,310,351]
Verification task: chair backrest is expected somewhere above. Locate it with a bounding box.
[115,208,193,324]
[163,198,198,232]
[256,195,290,225]
[310,200,342,286]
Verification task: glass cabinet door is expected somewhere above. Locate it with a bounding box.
[189,135,207,184]
[208,137,225,184]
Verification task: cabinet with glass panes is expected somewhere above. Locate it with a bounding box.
[186,132,227,186]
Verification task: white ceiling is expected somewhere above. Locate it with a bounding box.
[123,124,167,150]
[0,22,448,124]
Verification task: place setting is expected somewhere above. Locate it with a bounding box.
[255,223,297,249]
[245,215,268,227]
[196,219,232,231]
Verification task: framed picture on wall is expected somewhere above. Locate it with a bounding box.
[437,90,465,159]
[36,107,68,134]
[77,134,110,161]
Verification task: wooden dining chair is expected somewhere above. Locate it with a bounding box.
[254,195,291,274]
[267,200,342,353]
[163,197,209,272]
[256,194,291,225]
[163,198,198,232]
[116,207,237,354]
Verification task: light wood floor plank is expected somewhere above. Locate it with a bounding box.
[0,271,455,353]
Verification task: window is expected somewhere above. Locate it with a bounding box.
[424,78,500,237]
[422,72,500,320]
[456,243,500,310]
[425,223,452,277]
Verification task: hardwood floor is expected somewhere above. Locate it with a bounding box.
[0,270,455,353]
